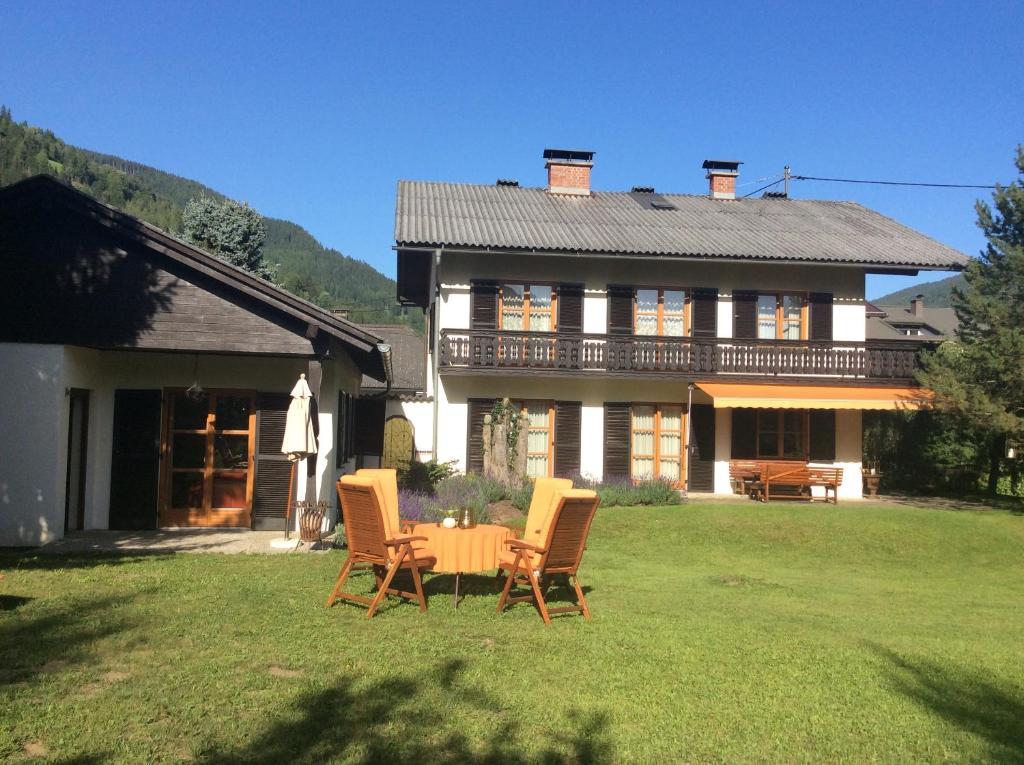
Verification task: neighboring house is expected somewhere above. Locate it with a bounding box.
[0,176,390,545]
[393,150,969,499]
[866,295,958,340]
[353,323,432,467]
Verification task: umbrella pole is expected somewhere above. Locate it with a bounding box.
[284,461,297,540]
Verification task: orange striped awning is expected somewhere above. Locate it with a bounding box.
[696,383,933,410]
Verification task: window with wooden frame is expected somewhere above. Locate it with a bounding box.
[513,400,554,478]
[634,288,688,336]
[630,404,685,484]
[756,409,807,459]
[756,293,807,340]
[499,284,557,332]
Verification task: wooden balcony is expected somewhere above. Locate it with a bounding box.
[438,329,922,381]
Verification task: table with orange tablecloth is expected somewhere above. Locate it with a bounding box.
[411,522,512,607]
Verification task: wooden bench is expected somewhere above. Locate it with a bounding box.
[729,460,805,497]
[761,465,844,504]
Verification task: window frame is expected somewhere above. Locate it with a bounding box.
[756,292,809,340]
[755,408,809,459]
[632,287,691,337]
[498,283,558,333]
[514,399,555,478]
[629,402,686,486]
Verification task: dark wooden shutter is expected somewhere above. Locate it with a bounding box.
[688,404,716,492]
[607,285,634,335]
[470,281,498,330]
[558,284,584,333]
[691,288,718,337]
[809,410,836,461]
[554,401,582,477]
[732,291,758,340]
[353,398,386,456]
[108,389,161,530]
[335,392,357,468]
[731,408,758,459]
[466,398,492,474]
[603,402,631,479]
[253,393,292,530]
[809,293,833,341]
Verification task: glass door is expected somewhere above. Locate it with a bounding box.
[160,390,255,527]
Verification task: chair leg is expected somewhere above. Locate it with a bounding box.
[525,568,552,625]
[326,556,354,608]
[571,574,591,621]
[368,546,407,619]
[408,557,428,612]
[496,558,519,614]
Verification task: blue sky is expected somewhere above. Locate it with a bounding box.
[2,1,1021,299]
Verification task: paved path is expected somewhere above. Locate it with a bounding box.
[39,530,334,555]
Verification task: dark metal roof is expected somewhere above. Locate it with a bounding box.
[543,149,595,162]
[1,175,390,380]
[702,159,742,172]
[395,180,970,270]
[358,323,426,393]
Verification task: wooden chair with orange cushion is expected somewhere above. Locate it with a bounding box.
[355,468,414,537]
[327,475,436,618]
[496,489,600,625]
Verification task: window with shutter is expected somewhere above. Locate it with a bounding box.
[607,286,634,335]
[466,398,493,474]
[470,281,498,330]
[688,404,716,492]
[732,291,758,339]
[691,288,718,337]
[809,293,833,341]
[554,401,581,476]
[557,284,584,333]
[730,408,758,459]
[603,402,631,478]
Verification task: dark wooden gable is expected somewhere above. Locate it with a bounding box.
[0,197,315,355]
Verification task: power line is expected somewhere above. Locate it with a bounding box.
[792,174,998,190]
[742,177,784,198]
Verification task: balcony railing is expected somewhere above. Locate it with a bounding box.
[438,329,922,380]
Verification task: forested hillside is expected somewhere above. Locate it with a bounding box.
[0,107,420,329]
[873,273,965,307]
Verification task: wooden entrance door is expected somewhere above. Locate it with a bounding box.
[159,390,256,527]
[109,390,161,530]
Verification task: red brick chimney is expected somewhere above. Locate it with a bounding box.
[702,159,742,200]
[544,148,594,196]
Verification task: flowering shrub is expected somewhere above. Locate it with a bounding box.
[397,490,431,522]
[567,475,683,507]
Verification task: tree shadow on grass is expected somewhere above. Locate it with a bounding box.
[0,551,176,572]
[198,658,614,765]
[874,645,1024,763]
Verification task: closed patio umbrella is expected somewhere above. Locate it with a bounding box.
[273,373,319,545]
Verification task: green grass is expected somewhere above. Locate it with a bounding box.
[2,502,1023,763]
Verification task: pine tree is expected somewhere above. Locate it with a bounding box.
[182,195,275,281]
[918,146,1024,492]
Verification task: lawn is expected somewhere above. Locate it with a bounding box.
[2,502,1023,764]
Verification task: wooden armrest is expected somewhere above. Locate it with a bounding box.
[385,535,428,546]
[507,539,545,553]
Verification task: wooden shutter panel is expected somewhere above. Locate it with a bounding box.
[809,410,836,461]
[554,401,582,477]
[688,404,716,492]
[607,285,634,335]
[732,291,758,340]
[466,398,492,474]
[809,293,833,341]
[470,281,498,330]
[253,393,292,531]
[691,288,718,337]
[730,408,758,459]
[558,284,584,333]
[603,402,631,479]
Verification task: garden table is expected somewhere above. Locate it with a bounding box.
[411,522,512,608]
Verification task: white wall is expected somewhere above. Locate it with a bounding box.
[713,408,733,494]
[0,343,363,544]
[832,409,863,499]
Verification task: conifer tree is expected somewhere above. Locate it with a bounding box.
[182,194,275,280]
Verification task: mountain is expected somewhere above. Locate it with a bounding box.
[873,274,966,308]
[0,107,420,330]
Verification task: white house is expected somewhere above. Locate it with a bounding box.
[0,176,390,545]
[392,150,969,499]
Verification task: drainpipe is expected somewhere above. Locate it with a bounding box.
[430,249,442,461]
[368,342,393,399]
[685,383,695,493]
